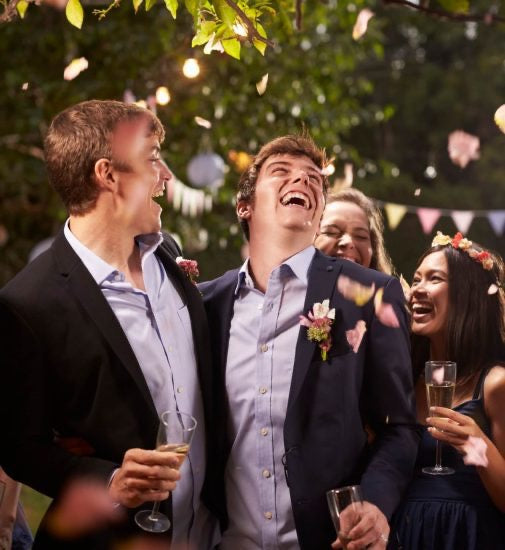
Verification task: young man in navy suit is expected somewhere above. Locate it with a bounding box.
[0,100,218,548]
[200,135,419,550]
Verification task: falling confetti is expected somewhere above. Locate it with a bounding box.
[63,57,88,81]
[488,284,499,295]
[432,367,445,385]
[463,436,489,467]
[374,288,400,327]
[447,130,480,168]
[256,73,269,96]
[414,188,421,196]
[21,82,29,90]
[352,9,374,40]
[194,116,212,129]
[337,275,375,306]
[494,104,505,133]
[346,320,367,353]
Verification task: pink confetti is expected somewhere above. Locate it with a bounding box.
[346,320,367,353]
[63,57,88,81]
[374,288,400,327]
[447,130,480,169]
[432,367,445,385]
[337,275,375,307]
[488,284,499,295]
[352,9,374,40]
[463,436,489,467]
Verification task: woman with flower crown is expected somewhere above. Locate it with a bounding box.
[389,232,505,549]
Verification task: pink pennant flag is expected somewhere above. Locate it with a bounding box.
[417,208,442,234]
[451,211,474,234]
[487,211,505,236]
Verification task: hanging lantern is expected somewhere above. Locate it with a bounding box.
[186,152,225,189]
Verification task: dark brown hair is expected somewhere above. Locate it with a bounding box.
[412,243,505,381]
[324,188,394,275]
[44,100,165,215]
[237,134,328,240]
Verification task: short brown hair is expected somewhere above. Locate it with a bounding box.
[44,100,165,215]
[325,188,394,275]
[237,134,328,240]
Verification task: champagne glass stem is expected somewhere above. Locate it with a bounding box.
[149,501,161,522]
[435,440,442,470]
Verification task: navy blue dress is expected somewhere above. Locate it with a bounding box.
[389,370,505,550]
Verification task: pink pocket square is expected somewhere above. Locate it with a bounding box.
[346,320,367,353]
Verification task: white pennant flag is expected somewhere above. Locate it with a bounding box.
[451,210,474,234]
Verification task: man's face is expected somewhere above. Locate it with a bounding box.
[242,154,325,242]
[110,116,171,236]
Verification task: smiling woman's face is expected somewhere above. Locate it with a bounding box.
[410,250,450,341]
[315,201,373,267]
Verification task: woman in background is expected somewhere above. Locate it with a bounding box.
[390,232,505,549]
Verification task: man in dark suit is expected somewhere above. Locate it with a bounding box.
[0,100,217,548]
[200,135,419,550]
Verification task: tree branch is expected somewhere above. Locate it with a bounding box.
[382,0,505,24]
[295,0,302,30]
[223,0,275,46]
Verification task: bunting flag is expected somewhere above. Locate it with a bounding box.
[384,203,407,230]
[166,178,212,217]
[374,199,505,237]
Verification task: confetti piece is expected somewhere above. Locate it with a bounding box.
[21,82,29,90]
[374,288,400,327]
[414,188,421,196]
[448,130,480,168]
[463,436,489,467]
[63,57,88,81]
[432,367,445,385]
[337,275,375,306]
[256,73,269,96]
[194,116,212,129]
[494,104,505,133]
[352,9,374,40]
[488,284,499,295]
[346,320,367,353]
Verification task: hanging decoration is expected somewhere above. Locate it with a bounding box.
[165,177,212,218]
[186,152,225,189]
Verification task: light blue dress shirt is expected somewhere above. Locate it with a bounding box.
[221,245,316,550]
[64,221,217,549]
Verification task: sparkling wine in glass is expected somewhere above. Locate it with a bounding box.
[422,361,456,476]
[134,410,197,533]
[326,485,363,548]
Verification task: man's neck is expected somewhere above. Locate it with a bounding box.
[247,234,312,293]
[69,213,146,290]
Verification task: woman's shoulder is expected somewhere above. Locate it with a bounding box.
[483,364,505,419]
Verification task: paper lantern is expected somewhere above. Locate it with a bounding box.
[186,153,225,189]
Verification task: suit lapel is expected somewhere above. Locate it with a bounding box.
[53,232,158,417]
[287,252,343,411]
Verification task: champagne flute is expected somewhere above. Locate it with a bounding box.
[135,410,197,533]
[422,361,456,475]
[326,485,363,548]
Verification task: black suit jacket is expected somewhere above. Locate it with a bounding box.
[0,230,216,547]
[200,250,420,549]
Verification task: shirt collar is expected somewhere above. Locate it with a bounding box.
[63,219,162,285]
[234,245,316,296]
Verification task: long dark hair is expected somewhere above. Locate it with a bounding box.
[411,243,505,382]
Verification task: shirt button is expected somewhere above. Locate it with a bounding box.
[260,344,269,353]
[264,511,273,520]
[262,469,271,478]
[259,387,268,395]
[177,386,184,393]
[260,427,268,436]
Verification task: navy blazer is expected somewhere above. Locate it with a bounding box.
[201,250,419,549]
[0,230,217,548]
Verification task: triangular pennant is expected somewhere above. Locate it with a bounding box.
[417,208,442,234]
[487,211,505,236]
[451,210,474,234]
[384,203,407,230]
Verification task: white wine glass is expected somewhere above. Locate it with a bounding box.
[326,485,363,548]
[422,361,457,476]
[135,410,197,533]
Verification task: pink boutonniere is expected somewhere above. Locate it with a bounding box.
[176,256,199,284]
[300,299,335,361]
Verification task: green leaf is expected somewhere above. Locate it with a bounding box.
[16,0,29,18]
[214,0,235,26]
[253,37,266,55]
[437,0,469,13]
[184,0,200,18]
[145,0,158,11]
[65,0,84,29]
[192,20,217,46]
[164,0,178,18]
[133,0,143,12]
[222,36,241,59]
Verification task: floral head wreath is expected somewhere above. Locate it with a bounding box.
[431,231,494,271]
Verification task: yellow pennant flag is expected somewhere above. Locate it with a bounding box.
[384,203,407,230]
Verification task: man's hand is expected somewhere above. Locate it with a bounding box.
[331,501,389,550]
[109,448,181,508]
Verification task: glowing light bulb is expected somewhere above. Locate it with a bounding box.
[156,86,171,105]
[183,58,200,79]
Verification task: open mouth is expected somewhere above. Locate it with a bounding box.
[151,184,165,201]
[411,302,433,319]
[280,191,311,210]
